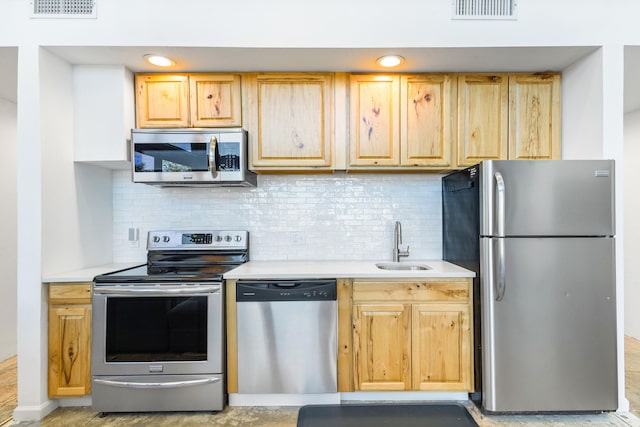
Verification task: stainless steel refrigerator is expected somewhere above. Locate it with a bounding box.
[442,160,618,413]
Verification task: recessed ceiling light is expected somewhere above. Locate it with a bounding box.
[376,55,405,68]
[144,54,175,67]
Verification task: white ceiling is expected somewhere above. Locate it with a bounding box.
[2,45,640,113]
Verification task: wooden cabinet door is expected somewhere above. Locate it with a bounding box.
[509,73,561,160]
[135,74,189,128]
[352,303,411,391]
[248,73,333,169]
[412,303,472,391]
[457,74,508,167]
[401,74,455,167]
[349,75,400,166]
[190,74,242,127]
[48,283,92,398]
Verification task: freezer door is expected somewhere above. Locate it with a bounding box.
[480,236,617,412]
[480,160,615,237]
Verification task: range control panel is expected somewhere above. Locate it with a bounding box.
[147,230,248,250]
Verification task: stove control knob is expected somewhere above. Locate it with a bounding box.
[152,236,160,243]
[235,235,242,242]
[163,235,170,243]
[215,235,223,242]
[225,235,232,242]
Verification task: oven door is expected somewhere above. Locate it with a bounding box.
[91,283,223,376]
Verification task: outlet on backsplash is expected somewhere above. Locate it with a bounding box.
[290,231,306,246]
[128,227,140,248]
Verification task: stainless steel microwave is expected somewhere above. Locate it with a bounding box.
[131,128,257,187]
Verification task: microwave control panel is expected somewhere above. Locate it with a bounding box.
[218,142,240,171]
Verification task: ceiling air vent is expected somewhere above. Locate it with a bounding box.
[31,0,96,18]
[452,0,517,20]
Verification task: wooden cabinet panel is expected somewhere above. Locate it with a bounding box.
[190,74,242,127]
[135,73,242,128]
[349,75,400,166]
[353,280,470,302]
[352,303,411,391]
[346,279,474,393]
[457,74,509,167]
[509,73,561,160]
[412,303,472,391]
[401,74,455,167]
[135,74,190,128]
[48,283,92,398]
[247,73,333,169]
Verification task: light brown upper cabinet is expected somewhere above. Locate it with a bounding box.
[135,73,242,128]
[509,73,561,161]
[244,73,333,170]
[349,74,455,169]
[349,74,400,167]
[402,74,456,168]
[457,74,509,167]
[457,73,561,167]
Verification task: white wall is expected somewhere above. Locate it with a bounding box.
[41,55,114,275]
[0,0,635,48]
[624,109,640,338]
[562,49,604,159]
[0,98,17,362]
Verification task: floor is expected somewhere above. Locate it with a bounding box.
[2,336,640,426]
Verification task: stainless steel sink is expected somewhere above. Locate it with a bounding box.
[375,262,431,271]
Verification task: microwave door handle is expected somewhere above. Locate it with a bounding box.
[209,136,219,178]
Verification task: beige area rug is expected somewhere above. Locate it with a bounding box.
[0,356,16,426]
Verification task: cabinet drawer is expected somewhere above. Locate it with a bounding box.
[352,280,470,303]
[49,283,92,304]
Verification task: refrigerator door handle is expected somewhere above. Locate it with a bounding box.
[495,238,506,301]
[494,172,505,237]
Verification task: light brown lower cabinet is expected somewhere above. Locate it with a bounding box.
[339,279,473,392]
[48,282,92,398]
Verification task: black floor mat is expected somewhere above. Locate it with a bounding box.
[297,403,479,427]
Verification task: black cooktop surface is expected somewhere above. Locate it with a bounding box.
[93,264,238,283]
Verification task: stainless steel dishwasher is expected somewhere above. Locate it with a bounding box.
[236,280,337,394]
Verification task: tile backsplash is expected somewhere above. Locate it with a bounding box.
[113,171,444,262]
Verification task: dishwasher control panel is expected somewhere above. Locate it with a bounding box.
[236,280,336,301]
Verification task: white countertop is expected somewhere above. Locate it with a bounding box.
[224,260,475,280]
[42,262,144,283]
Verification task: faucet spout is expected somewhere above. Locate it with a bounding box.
[393,221,410,262]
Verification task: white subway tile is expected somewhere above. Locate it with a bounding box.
[112,171,444,262]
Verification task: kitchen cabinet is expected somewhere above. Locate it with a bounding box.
[349,74,455,169]
[457,73,561,167]
[509,73,561,161]
[456,74,509,167]
[401,74,456,168]
[48,283,92,398]
[342,279,473,392]
[73,65,135,168]
[244,73,334,170]
[349,74,400,167]
[135,73,242,128]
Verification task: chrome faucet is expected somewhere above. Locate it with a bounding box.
[393,221,410,262]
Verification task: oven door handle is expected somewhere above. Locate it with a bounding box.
[94,377,220,389]
[93,285,221,295]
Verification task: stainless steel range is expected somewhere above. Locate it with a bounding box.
[91,230,249,413]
